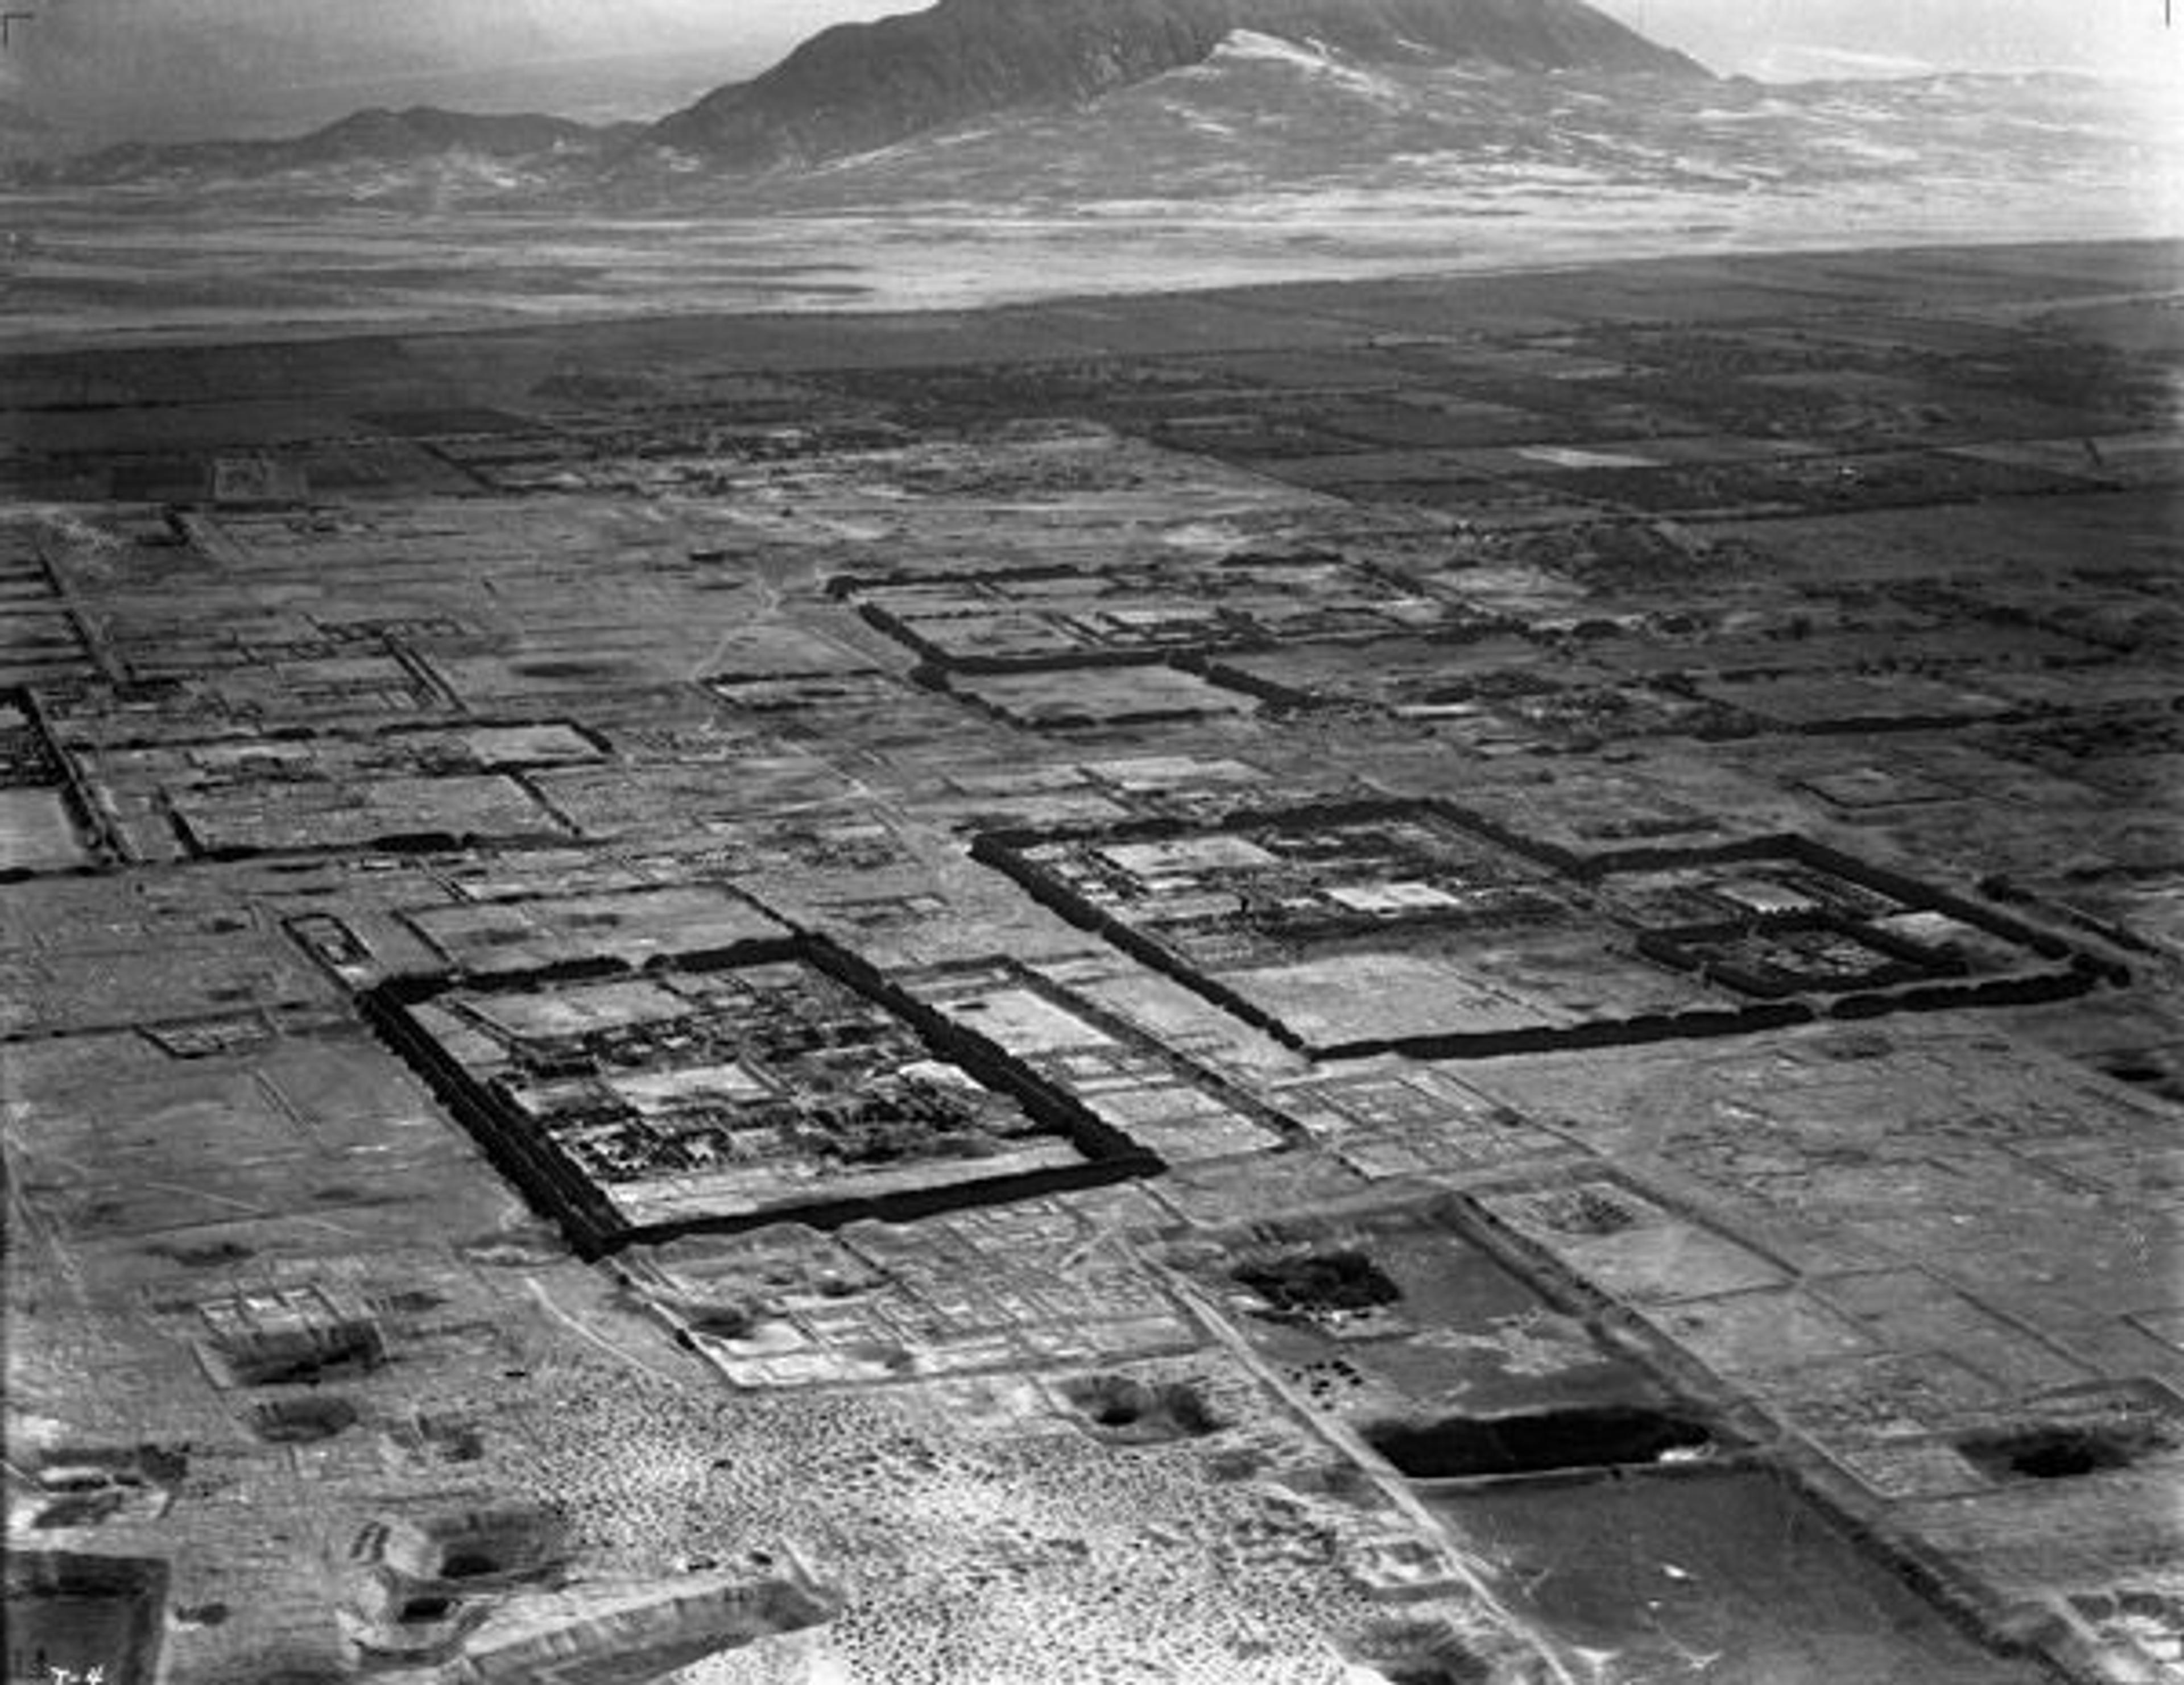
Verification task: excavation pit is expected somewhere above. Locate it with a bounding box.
[250,1396,360,1444]
[1958,1419,2171,1483]
[1376,1664,1491,1685]
[1365,1405,1716,1481]
[1060,1373,1223,1443]
[5,1550,168,1685]
[1341,1617,1496,1685]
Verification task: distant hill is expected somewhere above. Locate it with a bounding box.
[648,0,1708,167]
[0,0,796,149]
[45,106,630,185]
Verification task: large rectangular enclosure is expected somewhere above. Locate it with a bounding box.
[975,800,2108,1058]
[367,937,1158,1256]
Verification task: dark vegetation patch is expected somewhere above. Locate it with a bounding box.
[147,1239,255,1268]
[1366,1406,1715,1480]
[1234,1249,1401,1319]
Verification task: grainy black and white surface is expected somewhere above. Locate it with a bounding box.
[5,5,2181,1683]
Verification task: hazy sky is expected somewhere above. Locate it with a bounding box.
[649,0,2184,78]
[1589,0,2183,80]
[7,0,2180,141]
[615,0,2184,80]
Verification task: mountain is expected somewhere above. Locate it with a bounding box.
[648,0,1709,168]
[762,29,1756,208]
[19,0,1709,191]
[42,106,629,185]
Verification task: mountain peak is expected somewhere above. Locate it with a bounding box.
[650,0,1706,168]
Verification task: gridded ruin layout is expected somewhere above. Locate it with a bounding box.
[979,801,2108,1055]
[6,241,2183,1685]
[370,941,1156,1253]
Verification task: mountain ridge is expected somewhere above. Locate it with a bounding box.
[651,0,1709,168]
[25,0,1710,185]
[39,106,630,183]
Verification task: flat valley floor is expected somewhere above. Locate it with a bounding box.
[4,237,2182,1685]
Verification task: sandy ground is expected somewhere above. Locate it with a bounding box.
[1,189,2174,352]
[3,60,2177,350]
